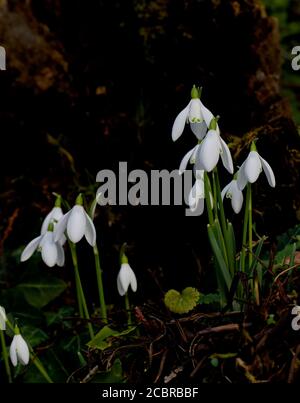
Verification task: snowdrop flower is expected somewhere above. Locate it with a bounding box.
[41,198,63,234]
[194,119,233,174]
[41,196,66,245]
[10,329,30,366]
[54,194,96,246]
[117,255,137,296]
[221,178,243,214]
[178,143,201,174]
[172,85,215,141]
[188,171,205,214]
[0,306,7,330]
[21,223,65,267]
[291,305,300,331]
[237,142,276,190]
[188,170,214,214]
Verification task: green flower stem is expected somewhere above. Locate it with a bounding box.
[204,172,214,226]
[214,168,234,274]
[247,185,259,304]
[214,169,227,235]
[125,293,133,328]
[240,184,250,272]
[93,244,108,323]
[69,242,94,339]
[248,184,253,268]
[212,170,218,220]
[69,242,83,317]
[0,330,12,383]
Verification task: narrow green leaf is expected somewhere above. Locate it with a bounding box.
[207,224,232,290]
[249,236,266,275]
[226,221,237,276]
[212,219,228,267]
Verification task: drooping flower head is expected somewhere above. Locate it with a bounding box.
[54,194,96,246]
[188,170,205,214]
[237,142,276,190]
[41,195,64,235]
[21,222,65,267]
[195,117,234,174]
[10,326,30,367]
[117,249,137,296]
[221,175,244,214]
[172,85,215,141]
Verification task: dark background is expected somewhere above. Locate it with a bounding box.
[0,0,300,302]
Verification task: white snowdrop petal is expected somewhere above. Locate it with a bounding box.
[190,144,200,164]
[194,148,205,171]
[188,99,202,123]
[129,270,137,292]
[41,234,58,267]
[244,151,261,183]
[119,263,132,295]
[231,182,244,214]
[190,121,207,140]
[237,165,248,190]
[16,335,30,365]
[197,197,205,215]
[260,156,276,187]
[188,179,204,211]
[9,337,18,367]
[198,130,221,172]
[41,207,64,234]
[51,207,64,222]
[41,212,52,235]
[56,243,65,267]
[188,183,197,210]
[179,146,196,174]
[67,206,86,243]
[199,99,214,128]
[117,274,125,296]
[53,211,71,243]
[221,182,232,200]
[84,212,97,247]
[220,138,234,174]
[171,102,190,141]
[21,235,43,262]
[59,234,67,246]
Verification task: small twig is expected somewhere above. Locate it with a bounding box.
[190,355,208,378]
[81,365,99,383]
[194,322,250,337]
[154,349,168,383]
[273,263,300,283]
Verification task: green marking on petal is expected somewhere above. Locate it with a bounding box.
[47,222,54,232]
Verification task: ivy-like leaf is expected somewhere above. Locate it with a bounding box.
[164,287,200,314]
[87,326,136,350]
